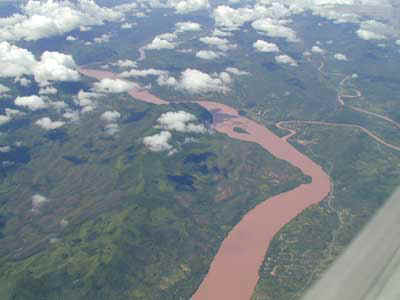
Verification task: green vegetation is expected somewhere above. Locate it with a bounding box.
[252,124,400,300]
[0,92,308,300]
[233,127,249,134]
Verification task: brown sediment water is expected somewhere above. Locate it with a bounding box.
[192,101,330,300]
[79,69,331,300]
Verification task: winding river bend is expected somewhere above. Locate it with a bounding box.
[80,68,331,300]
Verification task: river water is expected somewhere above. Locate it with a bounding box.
[80,69,331,300]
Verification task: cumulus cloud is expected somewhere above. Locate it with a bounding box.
[15,77,32,87]
[121,22,136,29]
[157,111,206,133]
[104,123,119,135]
[225,67,249,76]
[143,130,173,152]
[0,108,23,125]
[311,45,325,53]
[63,110,80,121]
[252,18,298,42]
[101,110,121,122]
[199,36,236,51]
[94,33,111,44]
[175,21,201,32]
[120,68,167,78]
[213,29,233,37]
[100,110,121,135]
[253,40,280,52]
[15,95,48,110]
[112,59,137,68]
[334,53,348,61]
[356,29,386,40]
[35,117,65,130]
[0,42,80,85]
[66,35,76,41]
[0,0,127,42]
[275,54,298,66]
[33,51,80,85]
[146,36,176,50]
[167,0,209,14]
[49,101,67,110]
[196,50,222,60]
[356,19,393,41]
[93,78,133,93]
[0,84,10,93]
[75,90,102,112]
[39,86,58,95]
[31,194,49,212]
[158,69,231,94]
[213,5,255,30]
[0,146,11,153]
[0,42,37,78]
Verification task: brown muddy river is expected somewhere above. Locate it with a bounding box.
[80,69,331,300]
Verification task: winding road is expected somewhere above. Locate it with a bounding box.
[276,120,400,152]
[338,75,400,129]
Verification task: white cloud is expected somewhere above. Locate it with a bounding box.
[35,117,65,130]
[66,35,76,41]
[112,59,137,68]
[213,5,255,30]
[75,90,101,112]
[0,41,37,78]
[175,22,201,32]
[146,36,176,50]
[225,67,249,76]
[212,29,233,37]
[94,33,111,44]
[93,78,133,93]
[0,42,80,85]
[0,146,11,153]
[31,194,49,212]
[167,0,209,14]
[143,130,173,152]
[0,108,22,125]
[120,68,167,78]
[80,25,91,32]
[219,71,232,84]
[0,0,126,42]
[104,123,119,135]
[275,54,298,66]
[334,53,348,61]
[39,86,58,95]
[63,110,80,121]
[396,40,400,46]
[101,110,121,122]
[157,111,206,133]
[199,36,236,51]
[356,29,386,40]
[0,115,11,125]
[196,50,222,60]
[252,18,298,42]
[15,77,32,87]
[121,22,136,29]
[49,101,67,110]
[157,74,178,87]
[34,51,80,85]
[15,95,48,110]
[0,84,10,93]
[253,40,280,52]
[158,69,231,94]
[311,45,325,53]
